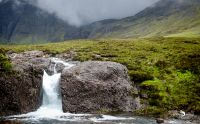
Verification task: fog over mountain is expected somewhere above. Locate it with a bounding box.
[1,0,158,26]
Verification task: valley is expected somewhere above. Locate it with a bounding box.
[0,0,200,123]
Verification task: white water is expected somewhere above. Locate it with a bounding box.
[32,70,62,117]
[5,58,192,124]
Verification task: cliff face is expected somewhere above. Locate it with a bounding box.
[0,71,42,116]
[0,0,83,43]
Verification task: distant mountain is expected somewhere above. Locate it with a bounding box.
[0,0,200,43]
[83,0,200,38]
[0,0,85,43]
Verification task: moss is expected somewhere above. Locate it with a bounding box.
[176,52,200,74]
[0,51,12,72]
[128,70,154,83]
[155,60,169,69]
[141,71,200,112]
[135,106,167,118]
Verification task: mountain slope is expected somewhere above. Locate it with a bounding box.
[0,0,200,43]
[0,0,83,43]
[83,0,200,38]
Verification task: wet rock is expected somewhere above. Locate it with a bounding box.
[156,118,164,123]
[0,72,42,116]
[168,110,200,123]
[61,61,140,113]
[0,51,72,116]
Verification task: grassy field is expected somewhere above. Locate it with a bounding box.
[0,37,200,116]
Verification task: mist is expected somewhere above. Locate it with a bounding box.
[1,0,159,26]
[34,0,160,26]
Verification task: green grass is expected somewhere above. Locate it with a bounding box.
[0,37,200,116]
[0,49,12,72]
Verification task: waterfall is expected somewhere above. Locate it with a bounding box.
[40,70,62,112]
[6,58,136,123]
[29,58,74,117]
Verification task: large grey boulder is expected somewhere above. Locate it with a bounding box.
[61,61,140,113]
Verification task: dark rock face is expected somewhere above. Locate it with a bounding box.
[0,51,54,116]
[0,0,82,43]
[61,61,140,113]
[0,70,42,116]
[0,51,50,116]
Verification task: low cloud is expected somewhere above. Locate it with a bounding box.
[1,0,159,26]
[34,0,159,26]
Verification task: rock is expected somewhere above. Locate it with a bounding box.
[55,51,77,60]
[168,110,181,119]
[156,118,164,123]
[140,93,148,99]
[168,110,200,123]
[0,51,73,116]
[61,61,140,113]
[6,50,15,54]
[0,71,42,116]
[1,51,140,115]
[92,54,102,60]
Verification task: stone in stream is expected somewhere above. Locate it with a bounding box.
[156,118,164,123]
[61,61,140,113]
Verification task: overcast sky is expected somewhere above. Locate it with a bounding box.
[1,0,159,26]
[34,0,160,26]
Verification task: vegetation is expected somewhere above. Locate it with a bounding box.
[0,37,200,116]
[0,49,12,72]
[86,1,200,39]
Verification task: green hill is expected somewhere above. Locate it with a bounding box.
[83,0,200,38]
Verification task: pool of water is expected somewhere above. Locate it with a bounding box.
[0,113,196,124]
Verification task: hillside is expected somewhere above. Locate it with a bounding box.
[0,0,200,43]
[83,0,200,38]
[0,0,83,43]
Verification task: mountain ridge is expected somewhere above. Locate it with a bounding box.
[83,0,200,38]
[0,0,84,43]
[0,0,200,43]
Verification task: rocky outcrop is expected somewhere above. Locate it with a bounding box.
[0,70,42,116]
[0,51,56,116]
[61,61,140,113]
[0,51,50,116]
[0,51,140,115]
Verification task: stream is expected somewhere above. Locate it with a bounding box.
[0,58,197,124]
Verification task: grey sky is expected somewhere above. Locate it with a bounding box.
[0,0,159,26]
[34,0,159,26]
